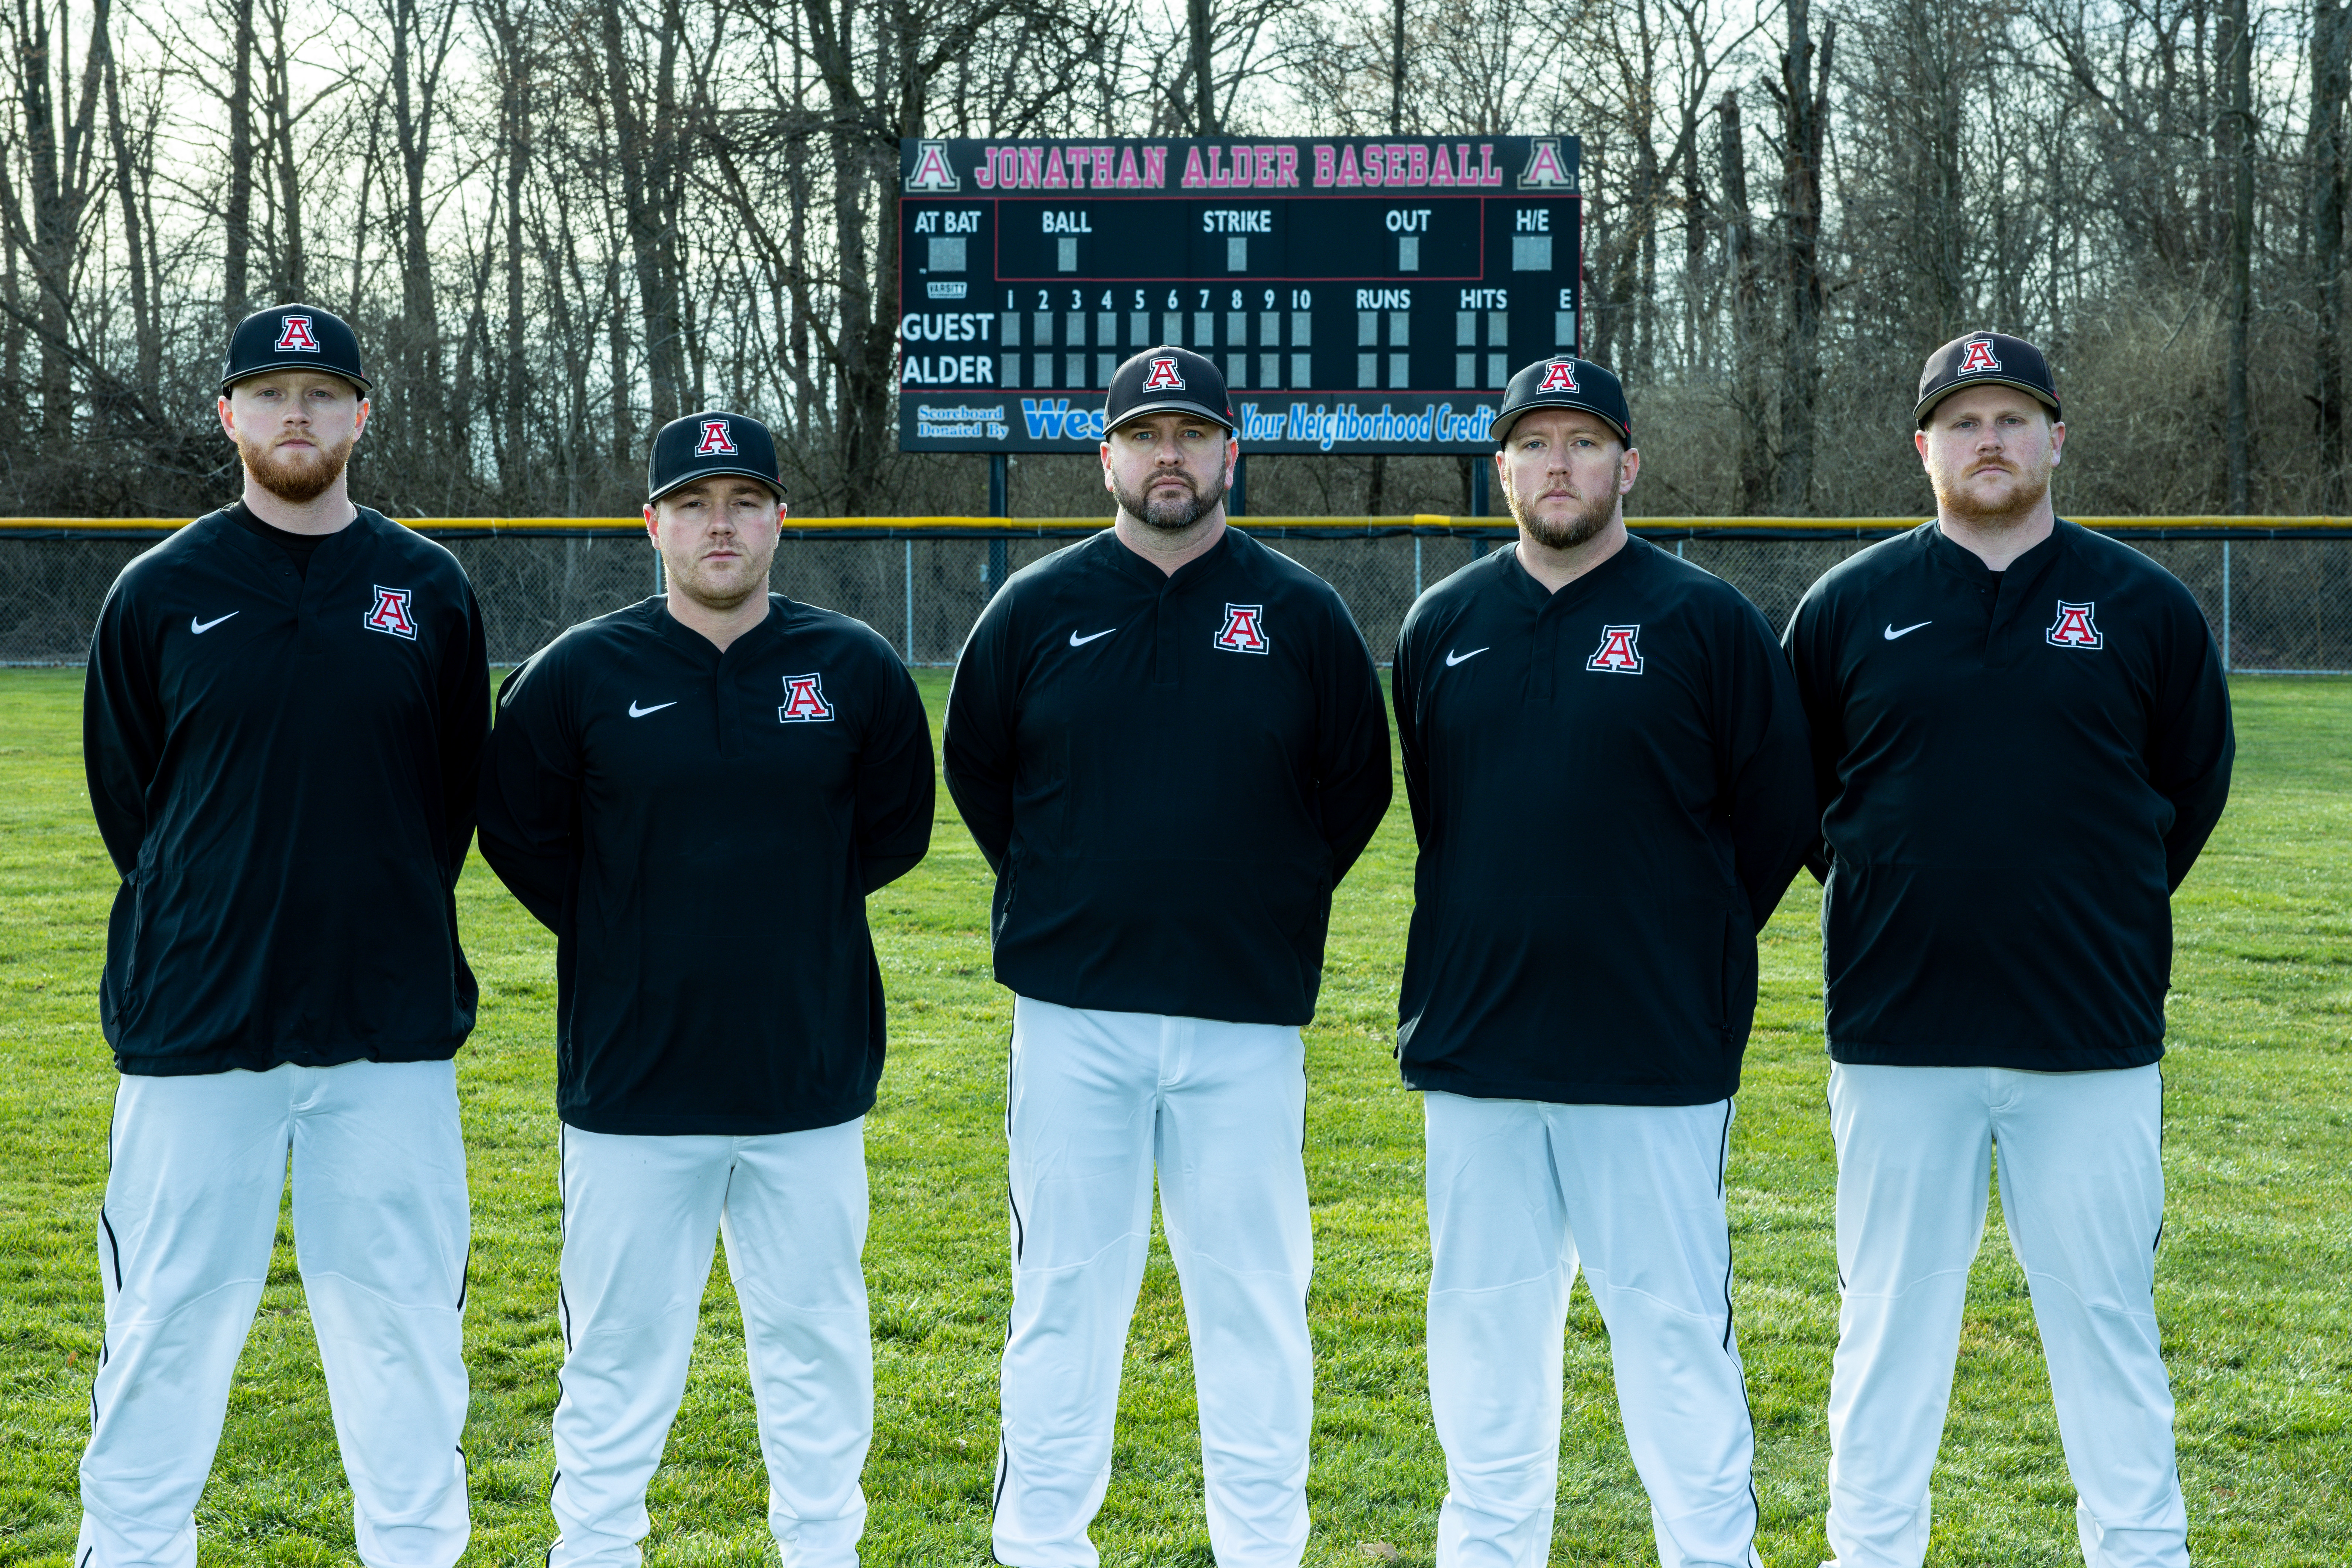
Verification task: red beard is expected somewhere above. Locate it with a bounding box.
[240,431,355,504]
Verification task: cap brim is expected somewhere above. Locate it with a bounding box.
[220,366,371,394]
[1492,396,1632,448]
[648,467,785,504]
[1105,399,1235,435]
[1915,378,2061,424]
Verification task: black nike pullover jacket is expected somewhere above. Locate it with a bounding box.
[477,595,934,1135]
[83,505,490,1076]
[1783,519,2235,1069]
[942,527,1392,1026]
[1392,537,1816,1105]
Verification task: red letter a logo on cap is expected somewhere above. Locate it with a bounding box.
[696,419,736,455]
[1958,340,2001,374]
[1537,360,1579,392]
[275,315,319,353]
[1140,356,1185,392]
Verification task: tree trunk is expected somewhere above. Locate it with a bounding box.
[499,3,530,498]
[1189,0,1214,134]
[601,0,686,431]
[1774,0,1832,514]
[1,225,20,408]
[1719,91,1771,514]
[385,0,459,447]
[1634,127,1658,378]
[224,0,255,323]
[1389,0,1404,134]
[1682,97,1705,367]
[2223,0,2252,512]
[11,0,107,438]
[15,0,68,435]
[265,1,303,301]
[2312,0,2349,508]
[103,24,160,403]
[606,254,629,464]
[349,96,379,319]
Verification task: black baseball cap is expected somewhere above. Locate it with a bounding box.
[1915,331,2061,424]
[648,411,783,504]
[1102,347,1234,435]
[220,304,370,393]
[1492,356,1632,448]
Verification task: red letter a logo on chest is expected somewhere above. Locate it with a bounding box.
[778,673,836,721]
[1215,604,1270,654]
[1586,624,1643,673]
[2046,601,2103,649]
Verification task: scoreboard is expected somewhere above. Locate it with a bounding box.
[895,135,1581,455]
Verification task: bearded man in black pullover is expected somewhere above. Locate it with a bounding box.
[1391,355,1814,1568]
[1784,333,2232,1568]
[79,305,488,1568]
[944,347,1390,1568]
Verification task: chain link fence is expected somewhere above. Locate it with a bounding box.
[5,523,2348,673]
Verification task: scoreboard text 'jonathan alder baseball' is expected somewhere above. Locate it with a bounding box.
[896,135,1583,456]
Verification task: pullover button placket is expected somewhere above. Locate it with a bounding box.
[297,560,321,648]
[1154,579,1179,688]
[716,656,741,758]
[1532,599,1561,705]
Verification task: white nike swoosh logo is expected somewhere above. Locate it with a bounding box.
[628,700,677,717]
[1445,647,1489,666]
[1069,628,1115,647]
[190,612,238,634]
[1884,620,1932,640]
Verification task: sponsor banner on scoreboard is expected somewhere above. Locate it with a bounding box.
[898,394,1502,455]
[897,135,1580,455]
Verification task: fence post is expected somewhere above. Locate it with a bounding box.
[652,539,664,597]
[987,454,1009,598]
[2220,538,2232,673]
[1413,533,1422,597]
[904,539,915,664]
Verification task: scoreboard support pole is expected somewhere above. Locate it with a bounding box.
[1230,455,1248,518]
[987,453,1009,598]
[1471,460,1490,519]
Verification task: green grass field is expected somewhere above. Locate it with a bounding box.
[2,666,2346,1567]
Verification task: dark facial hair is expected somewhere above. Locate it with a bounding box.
[1114,464,1228,533]
[1509,477,1617,549]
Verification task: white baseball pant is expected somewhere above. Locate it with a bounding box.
[992,997,1315,1568]
[1423,1090,1763,1568]
[548,1118,871,1568]
[75,1059,472,1568]
[1823,1062,2186,1568]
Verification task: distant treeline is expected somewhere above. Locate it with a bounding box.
[1,0,2340,520]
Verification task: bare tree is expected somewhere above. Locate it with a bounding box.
[475,0,535,497]
[2222,0,2252,510]
[1719,89,1769,511]
[1770,0,1831,512]
[2313,0,2351,507]
[376,0,464,448]
[224,0,255,321]
[102,14,162,404]
[0,0,114,437]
